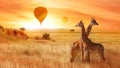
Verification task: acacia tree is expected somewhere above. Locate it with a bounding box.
[70,29,75,32]
[20,27,25,31]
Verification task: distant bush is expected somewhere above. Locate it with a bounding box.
[41,33,50,40]
[34,36,41,40]
[0,25,4,29]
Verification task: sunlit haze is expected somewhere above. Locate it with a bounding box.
[0,0,120,31]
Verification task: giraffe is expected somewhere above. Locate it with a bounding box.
[86,18,99,37]
[74,20,105,63]
[70,18,99,63]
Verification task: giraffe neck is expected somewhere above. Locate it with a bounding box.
[81,24,87,42]
[86,23,93,37]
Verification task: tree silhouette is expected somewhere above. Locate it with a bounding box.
[20,27,25,31]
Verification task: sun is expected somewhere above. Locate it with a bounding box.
[21,15,65,30]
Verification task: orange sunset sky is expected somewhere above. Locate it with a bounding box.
[0,0,120,31]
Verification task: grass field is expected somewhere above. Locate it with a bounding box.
[0,31,120,68]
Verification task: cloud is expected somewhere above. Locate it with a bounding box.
[0,0,36,23]
[46,0,120,21]
[83,0,120,13]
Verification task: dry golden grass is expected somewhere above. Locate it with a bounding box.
[0,32,120,68]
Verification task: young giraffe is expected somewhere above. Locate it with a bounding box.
[70,18,98,63]
[75,21,105,63]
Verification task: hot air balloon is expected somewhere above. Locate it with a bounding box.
[34,7,48,24]
[62,17,68,23]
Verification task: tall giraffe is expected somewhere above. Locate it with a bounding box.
[70,18,98,63]
[75,21,105,63]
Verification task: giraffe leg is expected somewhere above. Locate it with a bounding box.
[70,51,78,63]
[81,50,84,62]
[81,42,85,63]
[84,51,88,62]
[87,52,90,63]
[84,50,90,63]
[98,51,105,61]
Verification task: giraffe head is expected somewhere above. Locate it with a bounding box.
[76,20,84,27]
[90,18,99,25]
